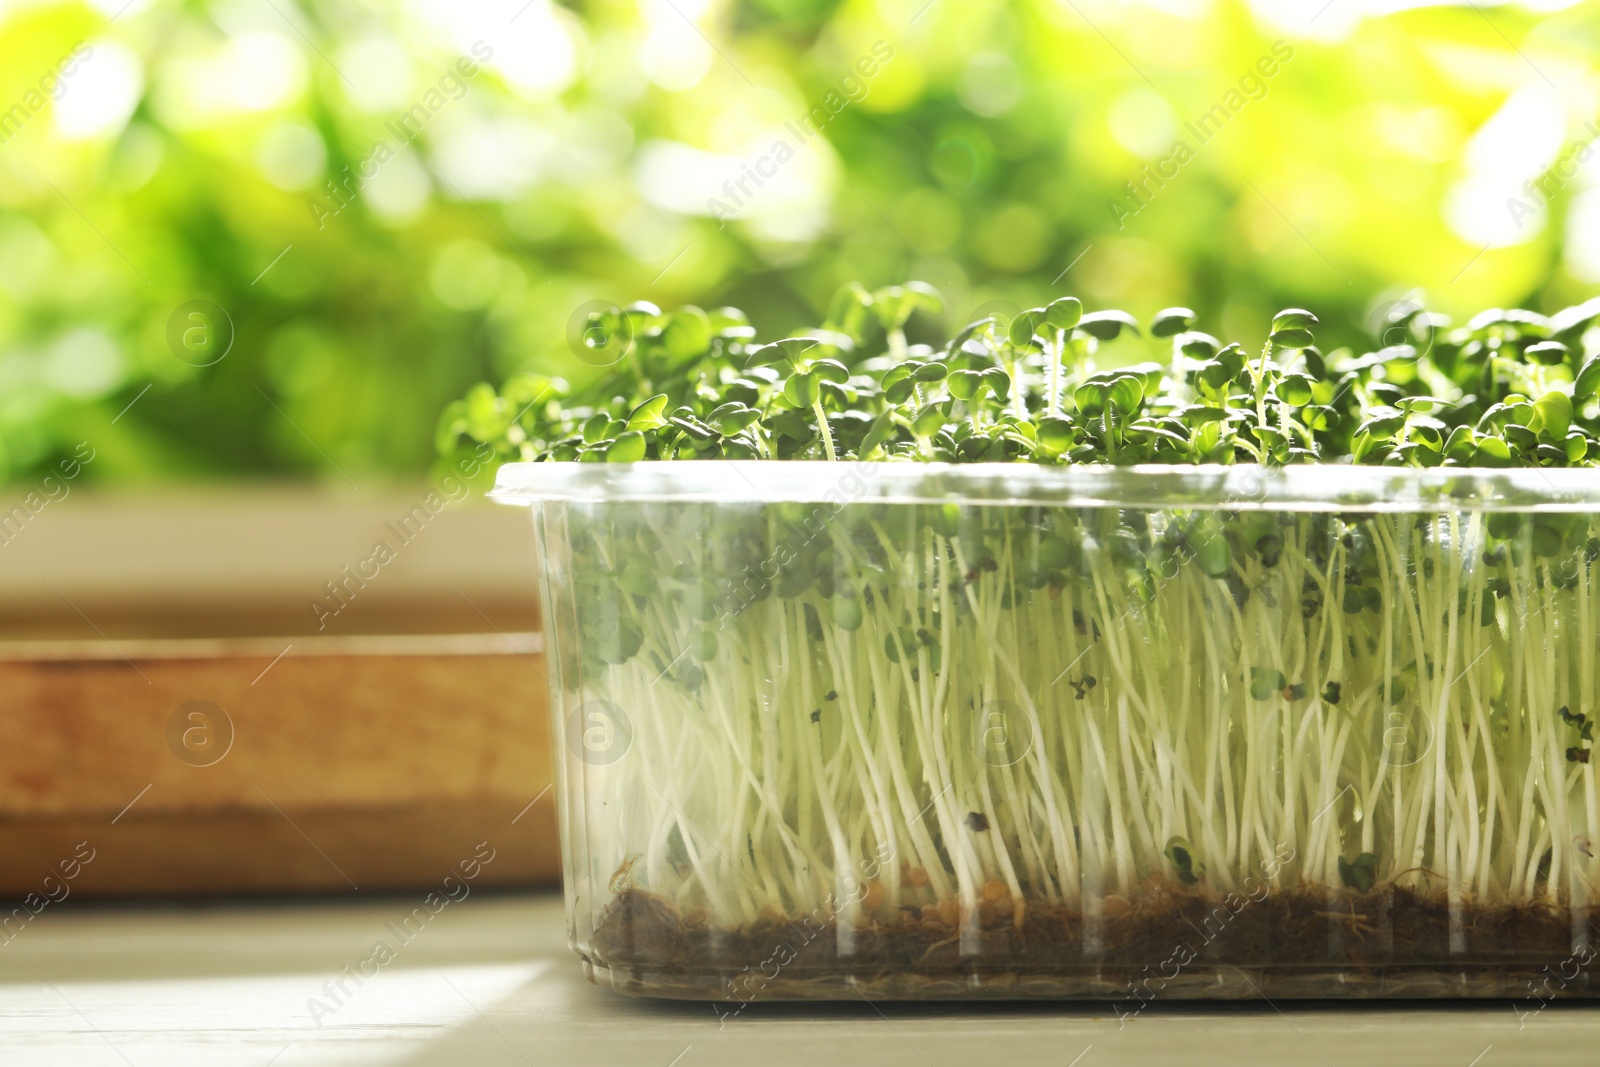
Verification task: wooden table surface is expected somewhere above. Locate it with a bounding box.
[2,892,1595,1066]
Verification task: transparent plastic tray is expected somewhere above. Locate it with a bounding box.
[494,462,1600,1004]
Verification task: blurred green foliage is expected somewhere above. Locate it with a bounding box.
[0,0,1596,485]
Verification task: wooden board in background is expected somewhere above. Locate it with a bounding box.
[0,634,557,897]
[0,489,540,640]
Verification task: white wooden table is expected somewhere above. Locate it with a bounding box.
[1,891,1592,1066]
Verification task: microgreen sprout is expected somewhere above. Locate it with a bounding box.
[450,287,1600,473]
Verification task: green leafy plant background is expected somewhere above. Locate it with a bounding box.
[1,0,1597,485]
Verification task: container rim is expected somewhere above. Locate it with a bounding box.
[490,461,1600,512]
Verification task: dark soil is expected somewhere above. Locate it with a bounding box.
[588,883,1594,1000]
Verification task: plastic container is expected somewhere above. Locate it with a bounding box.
[492,461,1600,1004]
